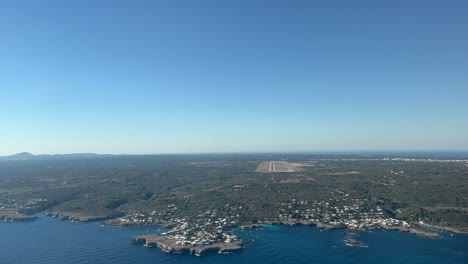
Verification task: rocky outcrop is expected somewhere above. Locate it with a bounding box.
[315,221,345,230]
[239,224,261,229]
[131,234,243,256]
[378,224,440,237]
[416,222,468,234]
[44,211,122,223]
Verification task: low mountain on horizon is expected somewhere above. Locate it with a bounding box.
[0,152,113,160]
[4,152,36,160]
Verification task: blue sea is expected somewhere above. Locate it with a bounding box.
[0,216,466,264]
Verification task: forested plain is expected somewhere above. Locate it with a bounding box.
[0,154,466,231]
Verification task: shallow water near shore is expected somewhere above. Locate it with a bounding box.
[0,216,466,264]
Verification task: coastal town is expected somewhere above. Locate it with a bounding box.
[1,155,466,256]
[106,205,245,254]
[275,197,414,232]
[106,195,413,232]
[106,190,434,255]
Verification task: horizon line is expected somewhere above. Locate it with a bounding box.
[3,150,468,157]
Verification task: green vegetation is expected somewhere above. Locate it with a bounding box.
[0,154,466,232]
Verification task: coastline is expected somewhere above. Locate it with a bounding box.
[127,218,443,256]
[6,209,467,257]
[243,219,441,238]
[378,224,440,237]
[2,211,453,239]
[2,214,467,264]
[0,211,37,221]
[417,222,468,235]
[131,234,243,256]
[24,210,465,238]
[43,210,123,223]
[4,212,467,259]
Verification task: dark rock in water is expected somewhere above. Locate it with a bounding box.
[240,224,260,229]
[344,231,367,247]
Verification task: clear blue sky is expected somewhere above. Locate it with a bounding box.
[1,0,467,155]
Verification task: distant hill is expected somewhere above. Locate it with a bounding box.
[0,152,36,160]
[0,152,115,160]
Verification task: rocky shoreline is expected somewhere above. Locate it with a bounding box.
[131,234,243,256]
[0,209,445,239]
[0,211,37,221]
[128,219,440,256]
[378,223,440,237]
[417,222,468,235]
[44,211,122,223]
[254,219,440,237]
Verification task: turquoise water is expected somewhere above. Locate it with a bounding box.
[0,216,466,264]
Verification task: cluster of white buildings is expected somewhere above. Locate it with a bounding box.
[279,197,411,230]
[0,197,48,211]
[116,205,243,246]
